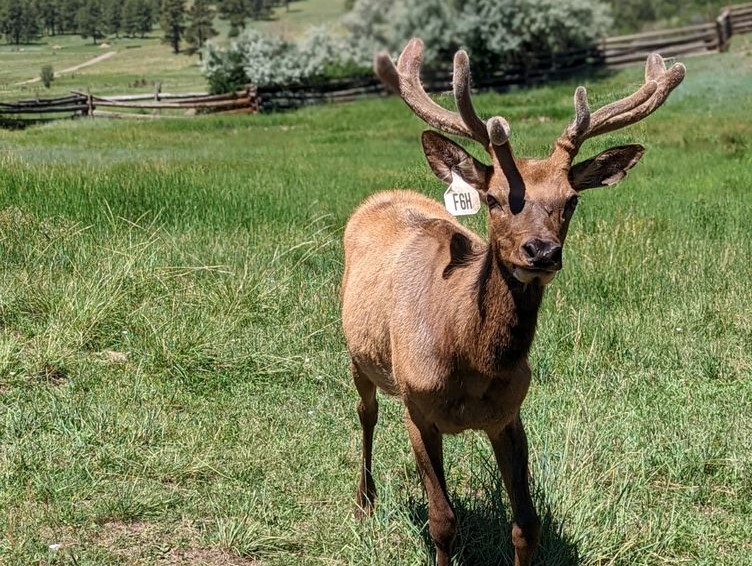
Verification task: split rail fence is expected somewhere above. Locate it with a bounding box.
[258,2,752,111]
[1,2,750,122]
[0,86,257,126]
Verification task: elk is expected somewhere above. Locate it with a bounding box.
[341,38,684,566]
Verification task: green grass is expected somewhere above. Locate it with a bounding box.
[0,0,346,104]
[250,0,347,39]
[0,33,205,103]
[1,38,751,565]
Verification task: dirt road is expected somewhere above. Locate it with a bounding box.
[16,50,116,85]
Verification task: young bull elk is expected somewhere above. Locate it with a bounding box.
[341,38,684,566]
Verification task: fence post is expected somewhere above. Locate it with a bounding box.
[86,90,94,118]
[154,81,162,116]
[247,83,260,114]
[716,9,732,52]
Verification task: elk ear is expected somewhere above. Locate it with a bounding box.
[422,130,491,194]
[569,144,645,191]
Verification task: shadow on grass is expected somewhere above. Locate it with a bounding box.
[408,479,579,566]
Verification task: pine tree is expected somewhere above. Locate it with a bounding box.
[159,0,185,54]
[22,1,40,40]
[59,0,81,33]
[0,0,40,44]
[122,0,138,36]
[77,0,104,43]
[36,0,60,35]
[218,0,247,37]
[185,0,217,56]
[104,0,122,36]
[136,0,154,37]
[0,0,24,45]
[248,0,272,20]
[123,0,153,38]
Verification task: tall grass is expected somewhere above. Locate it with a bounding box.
[1,40,751,565]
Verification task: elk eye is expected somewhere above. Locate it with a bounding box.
[564,195,579,217]
[486,195,501,210]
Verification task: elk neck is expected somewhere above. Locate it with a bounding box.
[459,237,544,373]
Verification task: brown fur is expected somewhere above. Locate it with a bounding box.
[341,145,655,566]
[342,40,684,566]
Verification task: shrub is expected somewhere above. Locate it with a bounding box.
[343,0,611,74]
[342,0,460,66]
[40,65,54,89]
[201,26,367,93]
[457,0,612,74]
[201,0,612,93]
[202,44,249,94]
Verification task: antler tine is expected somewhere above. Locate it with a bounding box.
[450,48,521,198]
[645,52,666,82]
[557,53,685,159]
[588,80,658,131]
[387,38,476,139]
[454,50,517,149]
[452,50,490,145]
[589,59,685,137]
[374,50,400,94]
[556,86,591,153]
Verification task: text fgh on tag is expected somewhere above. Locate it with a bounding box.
[444,171,481,216]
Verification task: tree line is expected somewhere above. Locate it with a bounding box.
[0,0,291,54]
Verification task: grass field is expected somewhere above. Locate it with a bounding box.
[250,0,347,39]
[1,34,751,565]
[0,0,346,104]
[0,34,205,103]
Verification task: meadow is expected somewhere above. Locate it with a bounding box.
[1,36,751,565]
[0,0,346,104]
[0,33,204,103]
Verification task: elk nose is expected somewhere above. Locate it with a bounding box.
[522,239,562,269]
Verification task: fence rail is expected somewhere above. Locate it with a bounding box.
[1,2,751,123]
[257,2,752,112]
[0,87,258,124]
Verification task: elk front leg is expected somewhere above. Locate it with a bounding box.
[487,416,540,566]
[352,360,378,517]
[404,406,456,566]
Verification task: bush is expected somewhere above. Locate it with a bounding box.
[40,65,54,89]
[457,0,612,73]
[201,26,367,93]
[202,45,249,94]
[343,0,611,74]
[201,0,612,93]
[342,0,459,66]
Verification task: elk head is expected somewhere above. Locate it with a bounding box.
[375,39,685,285]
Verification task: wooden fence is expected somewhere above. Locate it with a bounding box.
[1,2,751,122]
[257,2,752,111]
[0,86,257,126]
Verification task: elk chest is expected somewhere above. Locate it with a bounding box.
[408,358,532,435]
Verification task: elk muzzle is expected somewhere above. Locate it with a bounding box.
[521,238,562,270]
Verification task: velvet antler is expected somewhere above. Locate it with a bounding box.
[555,53,686,159]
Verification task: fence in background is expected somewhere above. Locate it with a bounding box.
[258,2,752,111]
[1,2,751,122]
[0,86,257,126]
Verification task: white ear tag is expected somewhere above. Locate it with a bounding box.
[444,171,482,216]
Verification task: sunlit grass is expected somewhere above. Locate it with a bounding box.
[1,39,751,565]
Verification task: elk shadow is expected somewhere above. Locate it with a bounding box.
[407,477,580,566]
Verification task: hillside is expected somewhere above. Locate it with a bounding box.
[0,0,346,103]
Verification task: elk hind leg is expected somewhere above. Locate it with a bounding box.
[352,360,378,517]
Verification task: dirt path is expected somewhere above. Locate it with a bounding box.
[16,50,116,85]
